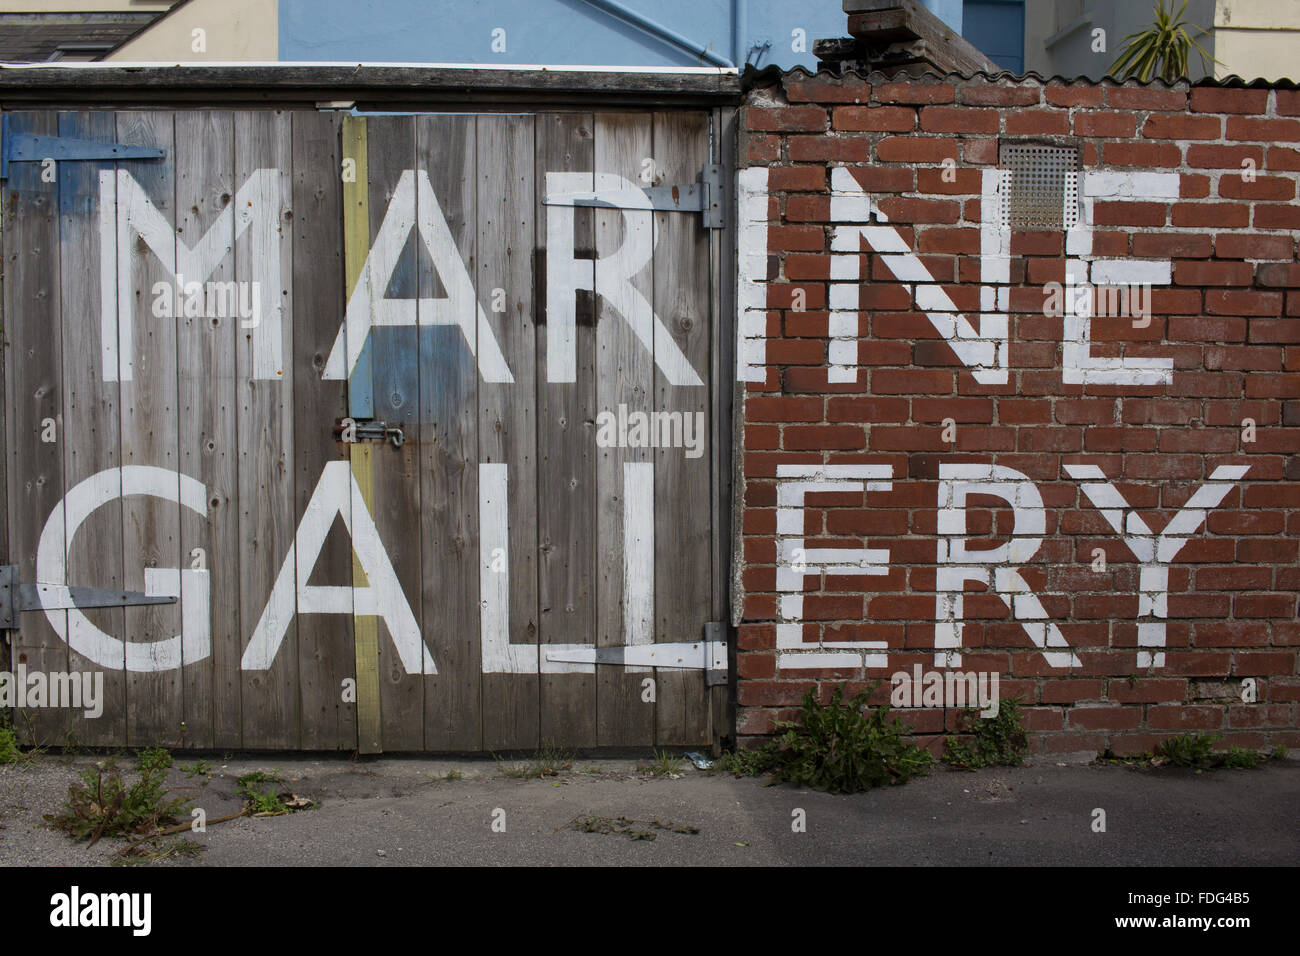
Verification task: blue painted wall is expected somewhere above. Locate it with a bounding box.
[962,0,1024,74]
[921,0,963,34]
[279,0,853,70]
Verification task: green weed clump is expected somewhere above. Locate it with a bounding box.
[46,748,191,843]
[0,726,22,765]
[642,750,685,777]
[1156,734,1286,772]
[943,697,1030,769]
[497,745,574,779]
[235,770,313,815]
[762,684,933,793]
[713,747,775,778]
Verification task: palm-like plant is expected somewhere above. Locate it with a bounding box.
[1111,0,1216,82]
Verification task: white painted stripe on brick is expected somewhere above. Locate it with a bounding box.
[736,166,770,382]
[739,312,767,336]
[828,283,860,310]
[778,652,865,670]
[828,172,1011,382]
[830,194,873,222]
[827,312,858,337]
[830,256,857,280]
[1065,463,1249,671]
[1089,258,1173,285]
[773,465,894,672]
[1061,244,1174,385]
[1083,170,1180,199]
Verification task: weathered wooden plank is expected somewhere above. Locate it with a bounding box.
[173,109,236,750]
[593,113,656,747]
[116,110,184,748]
[56,109,127,748]
[292,110,356,751]
[363,115,424,751]
[477,113,540,751]
[652,111,713,746]
[417,113,481,751]
[536,112,599,749]
[342,114,380,754]
[712,104,737,750]
[236,109,298,749]
[4,111,68,746]
[350,441,382,753]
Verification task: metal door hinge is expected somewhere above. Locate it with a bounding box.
[0,565,176,630]
[542,163,724,229]
[1,115,167,180]
[703,621,729,686]
[334,418,405,448]
[543,622,728,683]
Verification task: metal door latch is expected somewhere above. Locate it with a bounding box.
[0,565,176,630]
[334,418,405,448]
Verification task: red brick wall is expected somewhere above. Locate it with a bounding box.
[735,71,1300,756]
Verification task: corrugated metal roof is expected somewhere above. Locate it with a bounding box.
[743,63,1300,90]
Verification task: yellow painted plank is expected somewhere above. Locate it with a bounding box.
[351,443,383,754]
[342,114,383,754]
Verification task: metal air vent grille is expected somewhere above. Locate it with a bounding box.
[999,144,1079,229]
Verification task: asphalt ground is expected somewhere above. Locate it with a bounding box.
[1,751,1295,867]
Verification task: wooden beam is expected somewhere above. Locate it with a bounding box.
[824,0,1001,76]
[0,65,742,110]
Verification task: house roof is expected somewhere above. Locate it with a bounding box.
[0,12,168,63]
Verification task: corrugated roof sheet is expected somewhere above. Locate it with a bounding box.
[743,62,1300,90]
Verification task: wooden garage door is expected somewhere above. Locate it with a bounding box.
[1,107,728,752]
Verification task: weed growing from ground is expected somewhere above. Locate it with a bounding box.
[497,745,574,779]
[0,726,22,765]
[235,770,312,815]
[642,750,685,777]
[943,697,1030,769]
[46,748,192,843]
[1155,734,1286,772]
[561,814,699,841]
[712,747,775,778]
[114,837,205,866]
[179,760,212,780]
[0,725,43,768]
[763,684,932,793]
